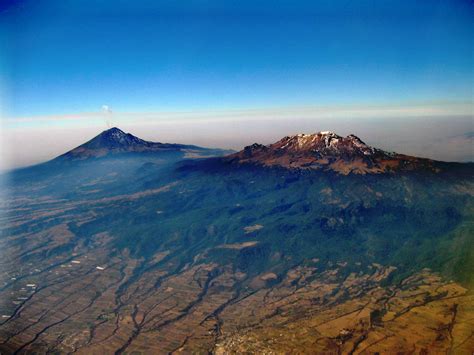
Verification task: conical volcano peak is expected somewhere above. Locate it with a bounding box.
[53,127,227,162]
[100,127,127,138]
[81,127,147,150]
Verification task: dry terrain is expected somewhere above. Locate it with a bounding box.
[0,194,472,354]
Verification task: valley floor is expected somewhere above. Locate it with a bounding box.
[0,225,472,354]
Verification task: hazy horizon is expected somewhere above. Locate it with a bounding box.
[1,107,472,172]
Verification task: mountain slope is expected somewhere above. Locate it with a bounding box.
[4,127,233,199]
[225,131,443,174]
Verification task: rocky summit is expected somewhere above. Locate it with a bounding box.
[225,131,438,174]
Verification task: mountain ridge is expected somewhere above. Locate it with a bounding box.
[225,131,442,175]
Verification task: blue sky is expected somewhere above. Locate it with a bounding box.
[1,0,473,118]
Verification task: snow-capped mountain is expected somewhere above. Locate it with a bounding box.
[226,131,436,174]
[271,131,381,157]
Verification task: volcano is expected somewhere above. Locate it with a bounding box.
[55,127,219,161]
[225,131,440,174]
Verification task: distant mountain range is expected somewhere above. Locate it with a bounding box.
[49,127,465,175]
[1,127,473,354]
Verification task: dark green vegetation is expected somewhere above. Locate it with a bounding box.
[4,148,473,288]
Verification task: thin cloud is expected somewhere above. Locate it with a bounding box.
[2,101,472,128]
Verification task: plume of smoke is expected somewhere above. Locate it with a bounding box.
[101,105,113,128]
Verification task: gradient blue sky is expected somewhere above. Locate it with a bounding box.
[0,1,473,171]
[1,0,473,118]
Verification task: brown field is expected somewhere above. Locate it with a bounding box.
[1,193,473,354]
